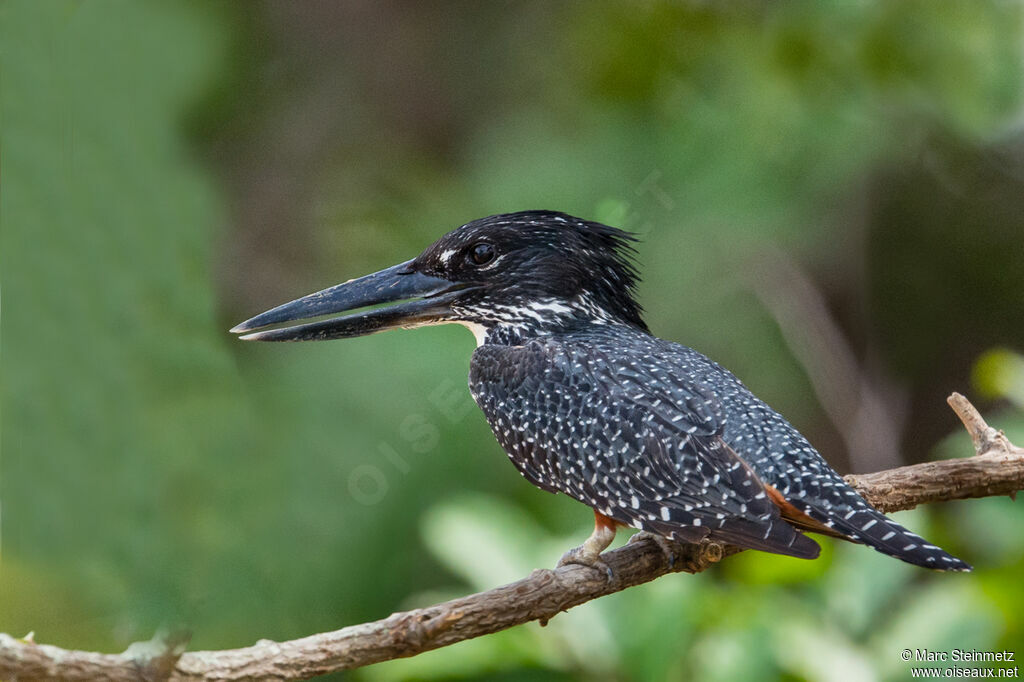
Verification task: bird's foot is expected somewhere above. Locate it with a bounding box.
[557,509,619,580]
[557,545,614,581]
[627,531,677,569]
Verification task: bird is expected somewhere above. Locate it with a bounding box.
[230,210,970,575]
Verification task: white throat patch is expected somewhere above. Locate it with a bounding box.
[454,321,489,347]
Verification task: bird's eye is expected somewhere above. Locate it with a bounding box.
[469,243,495,266]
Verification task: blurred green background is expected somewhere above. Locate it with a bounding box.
[3,1,1024,680]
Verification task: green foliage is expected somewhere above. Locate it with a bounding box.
[365,499,1005,682]
[974,349,1024,408]
[3,0,241,642]
[3,1,1023,680]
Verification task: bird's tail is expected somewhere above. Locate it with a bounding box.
[811,501,971,571]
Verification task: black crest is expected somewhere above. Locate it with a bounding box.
[414,210,649,332]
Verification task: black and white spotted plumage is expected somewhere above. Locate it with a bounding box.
[237,209,970,571]
[442,212,968,571]
[470,329,821,559]
[471,325,968,570]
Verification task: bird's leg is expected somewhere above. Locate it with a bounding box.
[627,531,677,569]
[557,510,619,580]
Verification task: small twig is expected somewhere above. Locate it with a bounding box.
[947,391,1020,457]
[845,393,1023,510]
[2,394,1021,682]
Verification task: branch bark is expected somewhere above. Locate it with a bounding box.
[3,393,1021,682]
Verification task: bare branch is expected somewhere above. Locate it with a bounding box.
[845,393,1024,511]
[3,394,1021,682]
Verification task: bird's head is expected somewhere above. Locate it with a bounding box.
[230,211,649,345]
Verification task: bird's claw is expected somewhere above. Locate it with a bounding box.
[557,545,614,581]
[627,531,677,569]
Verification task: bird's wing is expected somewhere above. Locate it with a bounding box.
[648,338,970,569]
[470,338,820,559]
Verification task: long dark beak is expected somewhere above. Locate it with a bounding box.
[229,260,472,342]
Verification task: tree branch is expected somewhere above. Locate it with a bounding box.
[3,393,1021,682]
[843,393,1024,510]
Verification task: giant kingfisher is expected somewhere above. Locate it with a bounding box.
[231,211,969,574]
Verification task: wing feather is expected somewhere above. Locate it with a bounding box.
[470,337,820,559]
